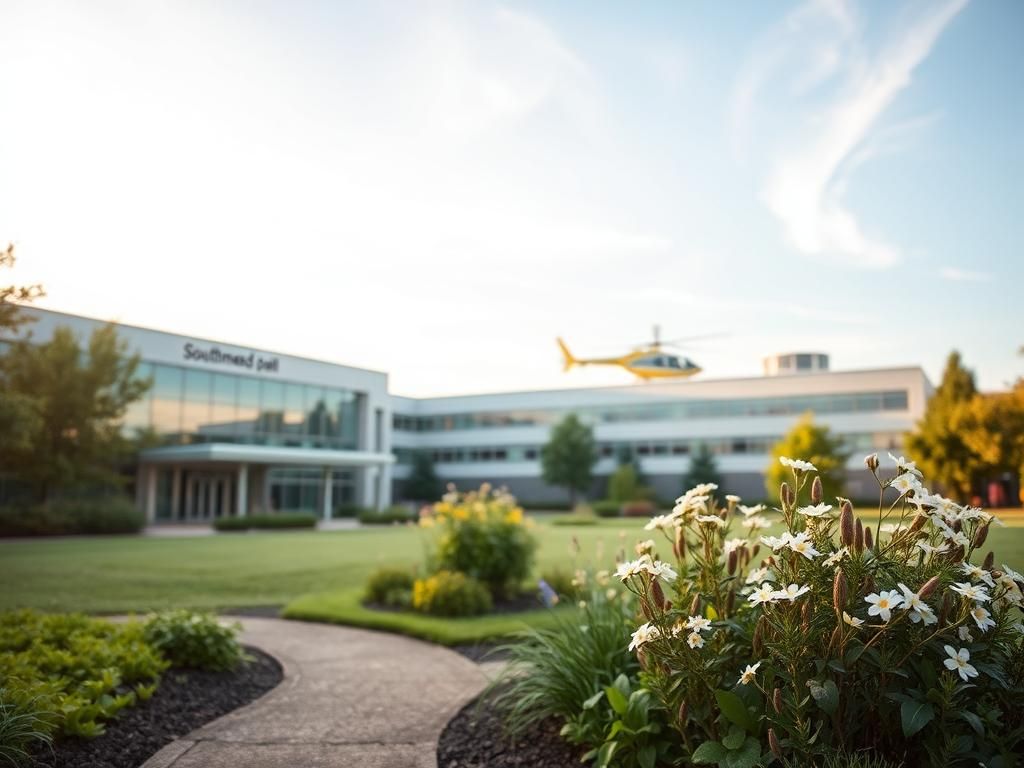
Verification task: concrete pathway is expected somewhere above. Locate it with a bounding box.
[142,617,490,768]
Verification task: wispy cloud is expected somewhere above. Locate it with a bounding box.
[735,0,968,269]
[939,266,992,283]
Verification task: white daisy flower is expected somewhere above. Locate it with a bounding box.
[865,590,903,622]
[760,535,788,551]
[737,504,766,518]
[960,563,995,588]
[748,583,779,606]
[726,494,742,504]
[774,583,811,601]
[1001,565,1024,584]
[823,548,849,568]
[897,583,937,625]
[788,538,821,560]
[686,615,712,632]
[842,611,864,628]
[950,582,991,603]
[628,622,660,651]
[647,560,678,582]
[615,560,646,581]
[644,514,678,532]
[745,566,771,584]
[780,456,817,472]
[696,514,726,528]
[742,515,771,531]
[916,541,949,556]
[888,453,923,477]
[723,538,746,556]
[737,661,761,686]
[797,503,833,518]
[687,631,704,649]
[970,605,996,632]
[943,645,978,682]
[890,472,922,496]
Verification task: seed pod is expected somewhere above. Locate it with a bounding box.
[664,601,672,612]
[865,453,880,472]
[767,555,777,570]
[840,501,855,546]
[811,476,823,505]
[862,573,875,596]
[752,616,764,655]
[678,700,688,728]
[864,525,874,551]
[952,519,962,534]
[690,594,701,616]
[938,591,953,625]
[854,518,864,553]
[728,550,738,576]
[833,570,848,616]
[918,575,941,600]
[769,728,783,759]
[974,524,990,549]
[674,527,687,561]
[752,544,761,559]
[726,589,735,614]
[772,687,784,715]
[909,514,927,534]
[950,545,965,563]
[781,482,794,507]
[651,579,667,611]
[983,551,995,570]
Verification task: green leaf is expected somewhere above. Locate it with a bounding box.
[722,724,746,750]
[583,690,604,710]
[725,738,761,768]
[807,679,839,715]
[959,710,984,736]
[714,690,755,733]
[901,699,935,738]
[595,740,617,768]
[638,745,657,768]
[605,685,628,716]
[691,741,728,764]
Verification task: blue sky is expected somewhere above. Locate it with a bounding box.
[1,0,1021,396]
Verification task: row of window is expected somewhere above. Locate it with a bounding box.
[124,362,363,449]
[393,390,909,433]
[394,432,902,466]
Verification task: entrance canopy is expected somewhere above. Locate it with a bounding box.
[140,443,394,468]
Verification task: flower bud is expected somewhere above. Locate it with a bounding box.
[651,579,667,611]
[752,616,764,655]
[918,575,940,600]
[974,523,990,549]
[833,570,848,616]
[769,728,783,759]
[952,519,962,534]
[909,514,927,534]
[840,502,855,546]
[854,518,864,553]
[983,551,994,570]
[865,453,880,472]
[862,574,875,596]
[678,700,688,728]
[811,476,823,505]
[781,482,794,507]
[674,527,687,561]
[727,550,738,576]
[772,687,783,715]
[664,601,672,612]
[864,525,874,551]
[949,545,965,563]
[939,591,953,625]
[690,594,701,616]
[752,544,761,559]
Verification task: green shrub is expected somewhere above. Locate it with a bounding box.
[538,568,580,600]
[333,504,365,518]
[621,500,656,517]
[0,686,55,765]
[411,571,492,617]
[213,513,317,531]
[550,513,599,527]
[364,567,416,608]
[591,500,622,518]
[490,576,641,753]
[0,610,167,741]
[143,610,247,671]
[423,485,536,599]
[357,505,416,525]
[0,497,144,537]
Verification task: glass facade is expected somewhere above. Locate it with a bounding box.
[394,431,904,466]
[392,389,910,433]
[124,361,362,449]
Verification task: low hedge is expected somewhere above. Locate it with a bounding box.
[213,513,318,532]
[357,506,416,525]
[0,498,144,537]
[591,500,622,518]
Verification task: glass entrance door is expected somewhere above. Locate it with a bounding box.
[184,472,233,521]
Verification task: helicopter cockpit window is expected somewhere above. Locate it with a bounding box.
[666,356,681,368]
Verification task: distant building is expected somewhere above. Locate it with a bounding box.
[5,308,932,520]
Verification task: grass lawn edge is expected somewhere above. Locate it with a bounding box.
[282,587,571,646]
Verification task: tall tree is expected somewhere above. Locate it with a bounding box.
[0,324,150,502]
[954,382,1024,492]
[905,351,979,501]
[0,244,44,334]
[684,443,721,491]
[540,413,597,506]
[766,414,849,503]
[403,451,442,502]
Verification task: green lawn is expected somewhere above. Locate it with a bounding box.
[4,512,1024,645]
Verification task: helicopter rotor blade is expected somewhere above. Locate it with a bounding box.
[659,332,729,346]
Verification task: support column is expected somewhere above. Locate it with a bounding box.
[170,468,182,522]
[144,465,157,525]
[376,462,392,510]
[321,467,334,521]
[236,464,249,518]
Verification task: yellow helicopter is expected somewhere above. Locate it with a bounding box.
[557,326,714,380]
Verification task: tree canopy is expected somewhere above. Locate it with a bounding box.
[0,244,44,335]
[684,443,721,491]
[766,414,848,502]
[0,324,150,502]
[540,413,597,506]
[403,451,442,502]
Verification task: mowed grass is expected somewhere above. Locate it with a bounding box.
[4,510,1024,644]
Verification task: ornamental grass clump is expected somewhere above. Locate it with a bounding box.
[420,483,536,599]
[618,455,1024,767]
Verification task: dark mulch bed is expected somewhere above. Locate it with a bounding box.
[438,692,583,768]
[28,646,282,768]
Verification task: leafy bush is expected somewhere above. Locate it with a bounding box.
[358,505,416,525]
[143,611,247,671]
[0,610,167,743]
[364,567,416,608]
[538,568,580,601]
[618,456,1024,767]
[592,500,622,518]
[0,497,144,537]
[421,484,537,599]
[213,513,317,531]
[490,575,644,753]
[333,504,365,518]
[411,571,492,617]
[621,500,656,518]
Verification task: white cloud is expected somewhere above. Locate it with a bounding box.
[736,0,968,269]
[939,266,991,283]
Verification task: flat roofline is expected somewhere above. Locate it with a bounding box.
[392,365,930,404]
[140,443,395,466]
[18,306,389,379]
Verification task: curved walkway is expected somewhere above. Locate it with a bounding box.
[143,617,489,768]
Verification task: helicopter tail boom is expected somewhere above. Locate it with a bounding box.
[556,337,577,371]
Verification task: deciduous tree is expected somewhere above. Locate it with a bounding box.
[540,413,597,506]
[766,414,848,502]
[684,443,721,491]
